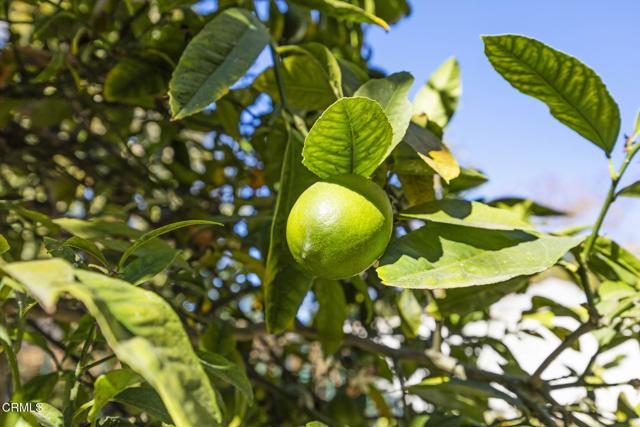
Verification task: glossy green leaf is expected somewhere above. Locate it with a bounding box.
[264,130,317,333]
[314,279,346,355]
[617,181,640,198]
[377,223,583,289]
[63,236,109,267]
[483,35,620,154]
[169,8,270,120]
[255,43,342,111]
[397,289,422,338]
[122,248,179,285]
[355,72,414,154]
[198,350,253,402]
[118,220,220,270]
[290,0,389,30]
[403,123,460,183]
[400,199,533,231]
[413,57,461,128]
[0,234,9,255]
[302,97,393,178]
[88,369,143,425]
[2,261,223,427]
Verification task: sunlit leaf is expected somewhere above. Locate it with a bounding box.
[403,123,460,182]
[377,223,583,289]
[413,57,461,128]
[400,199,534,231]
[355,72,414,153]
[483,35,620,154]
[302,97,393,178]
[397,289,422,338]
[290,0,389,30]
[0,234,9,255]
[88,369,143,424]
[169,8,270,120]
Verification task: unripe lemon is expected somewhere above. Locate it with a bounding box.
[286,174,393,280]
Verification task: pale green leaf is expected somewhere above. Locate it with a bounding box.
[355,72,414,154]
[89,369,143,424]
[633,110,640,141]
[33,403,64,427]
[118,220,220,270]
[403,123,460,183]
[397,289,422,338]
[265,130,317,333]
[122,248,179,285]
[377,223,583,289]
[169,8,270,120]
[413,57,461,128]
[0,259,74,313]
[617,181,640,198]
[483,35,620,154]
[290,0,389,30]
[198,350,254,402]
[0,234,9,255]
[302,97,393,178]
[314,279,346,355]
[63,236,109,267]
[400,199,534,231]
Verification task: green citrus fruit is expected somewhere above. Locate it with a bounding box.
[286,174,393,280]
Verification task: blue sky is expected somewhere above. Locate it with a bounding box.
[365,0,640,246]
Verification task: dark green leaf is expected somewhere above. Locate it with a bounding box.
[113,387,172,424]
[377,223,583,289]
[63,236,109,267]
[104,57,170,105]
[617,181,640,198]
[264,130,317,333]
[121,248,179,285]
[118,220,220,270]
[302,97,393,178]
[314,279,347,355]
[169,8,270,120]
[198,350,253,402]
[483,35,620,154]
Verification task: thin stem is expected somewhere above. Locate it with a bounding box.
[1,337,21,394]
[393,358,410,425]
[65,323,96,424]
[268,41,289,115]
[532,321,595,379]
[82,353,116,372]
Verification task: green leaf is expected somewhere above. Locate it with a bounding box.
[397,289,422,338]
[290,0,389,30]
[413,57,461,128]
[118,220,220,270]
[2,261,223,427]
[264,130,317,333]
[314,279,347,355]
[89,369,143,424]
[302,97,393,178]
[104,57,170,105]
[33,403,64,427]
[355,72,414,155]
[113,387,172,424]
[400,199,534,231]
[377,223,583,289]
[436,278,528,316]
[121,248,179,285]
[617,181,640,198]
[169,8,270,120]
[255,43,342,111]
[198,350,254,402]
[483,35,620,154]
[632,110,640,141]
[446,167,488,193]
[403,123,460,183]
[63,236,109,267]
[0,234,9,255]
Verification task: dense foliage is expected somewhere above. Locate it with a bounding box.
[1,1,640,426]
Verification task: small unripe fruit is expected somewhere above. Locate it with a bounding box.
[286,174,393,280]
